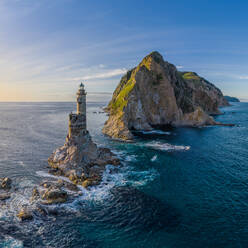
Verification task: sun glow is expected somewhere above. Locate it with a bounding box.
[0,83,32,102]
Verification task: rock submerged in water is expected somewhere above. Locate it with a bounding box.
[103,51,231,140]
[0,177,12,190]
[17,207,33,221]
[30,179,80,205]
[0,192,11,201]
[0,177,12,201]
[41,188,68,205]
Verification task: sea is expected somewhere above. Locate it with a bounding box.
[0,94,247,248]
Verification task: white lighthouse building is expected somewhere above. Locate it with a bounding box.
[68,83,87,138]
[77,82,87,115]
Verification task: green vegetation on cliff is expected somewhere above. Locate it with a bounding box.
[181,72,200,80]
[110,77,135,114]
[107,52,162,115]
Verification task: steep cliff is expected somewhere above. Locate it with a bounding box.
[103,51,229,140]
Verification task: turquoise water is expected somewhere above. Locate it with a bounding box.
[0,99,247,247]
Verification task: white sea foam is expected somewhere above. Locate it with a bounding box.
[37,165,126,204]
[36,170,72,183]
[145,141,190,152]
[0,158,159,222]
[0,180,34,222]
[126,167,159,187]
[0,236,23,248]
[112,150,127,157]
[17,161,25,167]
[125,155,137,162]
[36,160,158,208]
[151,155,158,162]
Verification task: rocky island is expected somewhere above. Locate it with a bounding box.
[48,83,120,188]
[103,51,231,140]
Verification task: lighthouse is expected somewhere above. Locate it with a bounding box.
[68,83,87,138]
[77,82,86,115]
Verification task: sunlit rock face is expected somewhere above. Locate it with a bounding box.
[103,51,229,140]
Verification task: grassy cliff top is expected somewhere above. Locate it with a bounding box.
[181,72,201,80]
[107,51,163,115]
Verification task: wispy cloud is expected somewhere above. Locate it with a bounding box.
[239,76,248,80]
[176,65,184,69]
[73,68,127,81]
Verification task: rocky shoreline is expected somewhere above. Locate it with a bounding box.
[0,176,87,221]
[0,151,119,222]
[0,84,121,222]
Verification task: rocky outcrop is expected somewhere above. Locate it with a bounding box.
[48,83,120,188]
[16,179,82,221]
[103,51,230,140]
[0,177,12,202]
[17,207,33,221]
[224,96,240,102]
[0,177,12,190]
[0,192,11,201]
[48,132,120,187]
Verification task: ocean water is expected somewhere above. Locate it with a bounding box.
[0,97,247,248]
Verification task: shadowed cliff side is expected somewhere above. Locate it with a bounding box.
[103,51,230,140]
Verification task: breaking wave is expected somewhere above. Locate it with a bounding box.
[151,155,158,162]
[36,161,158,205]
[124,155,137,162]
[0,236,23,248]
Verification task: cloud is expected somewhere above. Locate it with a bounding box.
[239,76,248,80]
[176,65,184,69]
[73,68,127,81]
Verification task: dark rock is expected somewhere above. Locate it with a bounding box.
[0,177,12,190]
[57,179,79,192]
[0,192,11,200]
[30,187,40,202]
[48,168,64,176]
[41,188,68,205]
[17,207,33,221]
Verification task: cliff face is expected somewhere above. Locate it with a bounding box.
[103,51,229,140]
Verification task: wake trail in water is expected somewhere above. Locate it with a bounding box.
[135,130,171,135]
[144,141,190,152]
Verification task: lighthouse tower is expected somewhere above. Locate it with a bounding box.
[68,83,87,138]
[77,83,86,115]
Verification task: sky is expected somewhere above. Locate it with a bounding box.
[0,0,247,101]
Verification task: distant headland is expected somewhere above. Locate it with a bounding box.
[224,96,240,102]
